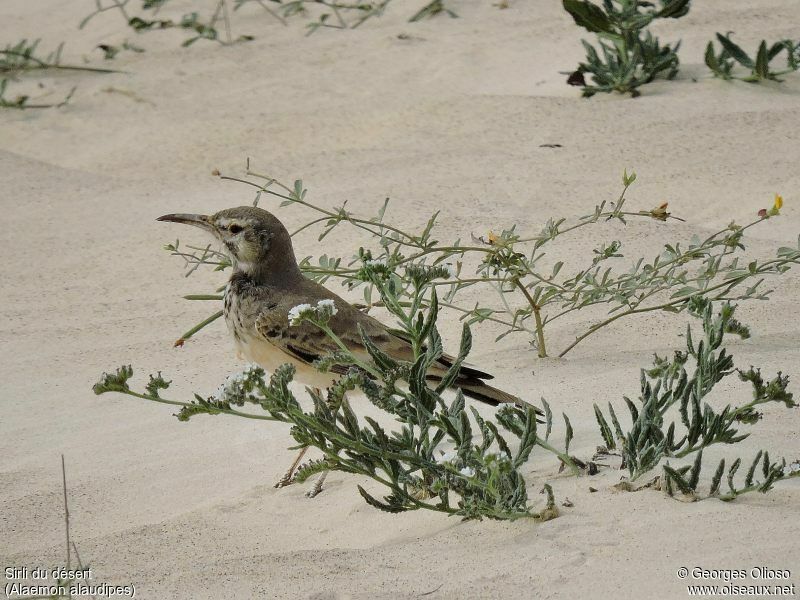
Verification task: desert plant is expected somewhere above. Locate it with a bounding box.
[705,33,800,82]
[95,262,579,520]
[562,0,690,97]
[82,0,459,40]
[0,38,116,109]
[81,0,255,47]
[595,301,800,501]
[1,39,117,75]
[94,271,799,516]
[0,77,75,109]
[169,165,799,363]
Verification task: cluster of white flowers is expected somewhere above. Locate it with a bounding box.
[287,303,313,325]
[287,299,338,326]
[434,450,478,478]
[366,258,386,267]
[317,298,337,317]
[211,364,261,403]
[784,461,800,476]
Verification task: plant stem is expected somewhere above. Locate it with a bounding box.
[118,388,281,421]
[0,50,120,74]
[513,278,547,357]
[176,310,223,344]
[536,439,580,474]
[61,455,71,572]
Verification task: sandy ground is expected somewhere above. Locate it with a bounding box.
[2,1,799,598]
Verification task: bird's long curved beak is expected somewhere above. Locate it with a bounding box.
[156,213,213,231]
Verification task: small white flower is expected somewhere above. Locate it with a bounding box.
[317,298,338,318]
[288,303,313,325]
[211,374,238,403]
[289,301,337,326]
[459,466,476,478]
[243,363,259,376]
[443,263,457,279]
[436,450,457,464]
[785,461,800,475]
[211,364,263,402]
[366,258,385,267]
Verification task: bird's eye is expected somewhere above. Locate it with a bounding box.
[228,224,243,234]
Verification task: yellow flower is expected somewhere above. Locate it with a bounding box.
[487,230,499,245]
[774,193,783,211]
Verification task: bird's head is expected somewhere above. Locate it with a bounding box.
[157,206,300,280]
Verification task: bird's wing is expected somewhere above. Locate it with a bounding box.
[251,282,524,407]
[252,277,492,382]
[253,306,348,375]
[252,301,414,371]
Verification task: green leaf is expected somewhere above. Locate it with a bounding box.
[607,402,624,445]
[716,33,754,68]
[594,404,615,449]
[688,449,703,490]
[768,41,787,61]
[657,0,690,19]
[745,450,763,487]
[754,40,769,79]
[357,486,408,513]
[338,396,360,437]
[541,397,553,441]
[358,324,399,372]
[710,459,725,496]
[484,420,512,459]
[705,42,719,72]
[562,0,613,33]
[513,407,538,468]
[563,413,574,455]
[663,465,694,495]
[727,457,742,494]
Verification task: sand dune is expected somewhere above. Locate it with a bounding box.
[2,1,799,598]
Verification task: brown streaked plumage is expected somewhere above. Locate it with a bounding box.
[157,206,525,407]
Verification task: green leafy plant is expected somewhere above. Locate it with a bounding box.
[595,301,799,501]
[81,0,459,40]
[81,0,255,47]
[562,0,690,97]
[170,165,800,363]
[95,261,581,520]
[0,39,116,109]
[705,33,800,82]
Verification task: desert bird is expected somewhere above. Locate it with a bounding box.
[158,206,530,495]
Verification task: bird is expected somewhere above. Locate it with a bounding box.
[158,206,533,496]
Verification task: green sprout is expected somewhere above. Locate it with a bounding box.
[706,33,800,83]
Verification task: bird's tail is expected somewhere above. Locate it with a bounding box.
[456,378,542,417]
[457,378,518,406]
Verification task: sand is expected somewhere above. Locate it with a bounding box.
[2,1,799,598]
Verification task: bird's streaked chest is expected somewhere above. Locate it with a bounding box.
[223,281,337,388]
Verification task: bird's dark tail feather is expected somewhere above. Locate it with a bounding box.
[456,378,543,416]
[458,379,517,405]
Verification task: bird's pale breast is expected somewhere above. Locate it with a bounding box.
[224,284,338,389]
